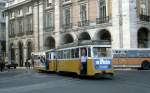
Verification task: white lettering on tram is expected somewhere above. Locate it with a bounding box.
[95,59,111,65]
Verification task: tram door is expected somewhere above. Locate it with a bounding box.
[49,52,57,71]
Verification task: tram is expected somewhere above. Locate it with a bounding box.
[56,44,114,78]
[32,49,57,72]
[31,51,46,71]
[32,42,114,78]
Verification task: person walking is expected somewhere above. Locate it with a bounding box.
[0,57,4,72]
[25,59,31,70]
[31,55,34,67]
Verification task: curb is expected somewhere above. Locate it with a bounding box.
[17,67,33,69]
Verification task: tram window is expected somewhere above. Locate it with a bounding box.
[71,49,78,58]
[63,50,67,59]
[46,53,50,60]
[80,48,87,56]
[75,48,79,58]
[88,48,91,57]
[71,49,75,58]
[67,49,71,59]
[93,47,111,57]
[58,51,63,59]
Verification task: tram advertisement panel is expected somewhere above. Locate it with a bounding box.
[93,58,112,70]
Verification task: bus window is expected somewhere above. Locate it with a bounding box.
[127,50,138,58]
[119,50,127,58]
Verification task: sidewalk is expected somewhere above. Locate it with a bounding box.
[17,67,33,69]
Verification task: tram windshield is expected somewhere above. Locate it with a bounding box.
[93,47,111,57]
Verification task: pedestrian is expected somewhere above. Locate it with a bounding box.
[80,48,87,75]
[25,59,31,70]
[25,59,28,69]
[0,57,4,72]
[28,58,31,69]
[31,54,34,67]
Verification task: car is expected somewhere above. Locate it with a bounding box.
[6,63,18,69]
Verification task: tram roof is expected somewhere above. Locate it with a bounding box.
[58,40,111,49]
[57,40,111,49]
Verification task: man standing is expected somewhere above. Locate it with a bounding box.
[80,48,87,75]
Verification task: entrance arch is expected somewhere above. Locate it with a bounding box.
[97,30,111,41]
[138,27,150,48]
[63,34,74,44]
[18,41,24,67]
[26,41,33,59]
[10,43,15,63]
[78,32,91,40]
[45,37,55,49]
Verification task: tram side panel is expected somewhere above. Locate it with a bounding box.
[56,59,80,75]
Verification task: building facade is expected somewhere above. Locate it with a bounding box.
[0,0,6,58]
[5,0,150,66]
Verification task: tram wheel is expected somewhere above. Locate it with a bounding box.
[141,61,150,70]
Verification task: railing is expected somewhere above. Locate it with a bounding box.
[78,0,85,2]
[96,16,109,24]
[44,27,55,32]
[139,14,150,22]
[17,32,24,36]
[62,23,72,29]
[9,34,16,38]
[26,31,33,35]
[78,20,89,27]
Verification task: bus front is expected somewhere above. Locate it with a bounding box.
[92,46,114,78]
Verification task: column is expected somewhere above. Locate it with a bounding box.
[39,1,44,51]
[112,0,121,48]
[24,46,27,66]
[122,0,138,48]
[54,0,61,48]
[33,1,39,52]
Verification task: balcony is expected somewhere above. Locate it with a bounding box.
[78,20,89,27]
[96,16,109,24]
[44,27,55,32]
[26,31,33,35]
[78,0,86,2]
[17,32,24,37]
[62,23,72,29]
[139,14,150,22]
[9,34,16,38]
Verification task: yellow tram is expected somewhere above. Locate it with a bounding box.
[33,44,114,78]
[56,45,114,77]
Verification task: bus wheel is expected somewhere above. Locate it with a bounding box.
[141,61,150,70]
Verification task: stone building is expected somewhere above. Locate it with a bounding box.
[4,0,150,66]
[0,0,6,57]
